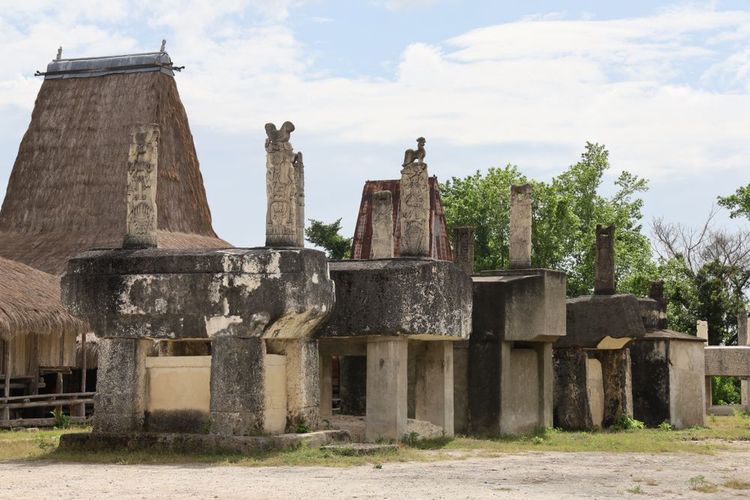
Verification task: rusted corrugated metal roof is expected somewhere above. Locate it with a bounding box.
[351,176,453,261]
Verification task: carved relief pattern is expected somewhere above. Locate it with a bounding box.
[399,139,430,257]
[370,190,394,258]
[123,124,159,248]
[265,121,303,247]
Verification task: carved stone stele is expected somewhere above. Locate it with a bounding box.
[123,124,159,249]
[265,121,304,247]
[399,138,430,257]
[453,226,474,275]
[594,224,616,295]
[370,190,394,259]
[509,183,532,269]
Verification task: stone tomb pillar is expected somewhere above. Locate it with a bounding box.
[366,337,408,441]
[414,341,454,436]
[591,348,633,427]
[210,336,266,436]
[123,124,159,249]
[399,138,430,257]
[739,311,749,410]
[534,342,554,428]
[94,338,150,434]
[595,225,616,295]
[265,121,304,247]
[319,352,333,418]
[509,184,532,269]
[697,320,712,409]
[282,339,320,431]
[370,190,394,259]
[453,226,475,275]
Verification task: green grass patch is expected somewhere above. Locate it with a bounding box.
[0,415,748,466]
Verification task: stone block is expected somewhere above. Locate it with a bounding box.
[553,347,593,430]
[318,258,472,340]
[559,294,646,348]
[366,338,408,441]
[705,346,750,377]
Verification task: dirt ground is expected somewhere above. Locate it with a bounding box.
[2,450,750,499]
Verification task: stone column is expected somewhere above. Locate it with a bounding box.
[265,121,302,247]
[414,341,454,436]
[370,190,394,258]
[210,336,266,436]
[553,347,594,430]
[509,184,532,269]
[452,341,469,434]
[649,280,668,329]
[284,339,320,431]
[594,224,616,295]
[93,338,149,434]
[698,320,711,410]
[453,226,474,275]
[294,152,305,247]
[366,337,408,441]
[399,138,430,257]
[123,124,159,249]
[535,342,554,428]
[697,320,708,340]
[739,311,749,409]
[593,349,633,427]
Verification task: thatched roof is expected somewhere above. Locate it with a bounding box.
[0,256,86,341]
[351,177,453,260]
[0,55,229,275]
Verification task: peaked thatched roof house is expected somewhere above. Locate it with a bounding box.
[351,177,453,260]
[0,49,229,275]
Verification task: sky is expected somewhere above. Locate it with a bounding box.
[0,0,748,247]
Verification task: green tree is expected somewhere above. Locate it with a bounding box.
[305,219,352,259]
[441,142,655,296]
[718,183,750,219]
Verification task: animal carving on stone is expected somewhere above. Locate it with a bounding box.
[402,137,426,167]
[265,121,296,152]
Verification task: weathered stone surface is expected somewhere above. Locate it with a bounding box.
[705,346,750,377]
[414,341,454,436]
[370,190,394,259]
[452,341,469,434]
[453,226,474,276]
[474,269,567,342]
[591,349,632,427]
[93,338,149,434]
[594,224,615,295]
[210,336,266,436]
[697,320,708,340]
[553,348,593,430]
[399,138,430,257]
[630,339,670,427]
[317,258,472,339]
[123,124,159,249]
[509,184,532,269]
[559,294,645,348]
[59,429,350,454]
[667,339,705,428]
[62,248,334,340]
[280,339,320,432]
[366,338,408,441]
[265,121,303,247]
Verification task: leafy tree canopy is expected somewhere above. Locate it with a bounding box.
[304,218,352,259]
[440,142,655,296]
[718,183,750,220]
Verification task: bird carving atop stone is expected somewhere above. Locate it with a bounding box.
[265,121,296,152]
[402,137,426,167]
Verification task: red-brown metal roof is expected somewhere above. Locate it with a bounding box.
[351,176,453,261]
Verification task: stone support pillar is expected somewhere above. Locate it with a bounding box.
[739,311,749,409]
[698,320,711,410]
[370,190,394,258]
[319,352,333,418]
[594,224,616,295]
[452,341,469,434]
[415,341,454,435]
[509,184,532,269]
[453,226,474,275]
[592,348,633,427]
[210,336,266,436]
[535,342,554,428]
[265,121,303,247]
[123,124,159,249]
[399,138,430,257]
[366,337,408,441]
[93,338,149,434]
[284,339,320,431]
[697,320,708,340]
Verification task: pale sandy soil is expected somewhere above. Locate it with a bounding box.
[2,451,750,499]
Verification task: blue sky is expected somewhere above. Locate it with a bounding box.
[0,0,748,247]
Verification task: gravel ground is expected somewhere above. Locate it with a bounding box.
[2,450,750,499]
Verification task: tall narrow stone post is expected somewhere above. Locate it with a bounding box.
[739,311,749,410]
[509,184,532,269]
[366,337,408,441]
[123,124,159,249]
[649,280,668,329]
[284,339,320,431]
[594,224,616,295]
[294,152,305,247]
[265,121,303,247]
[319,352,333,418]
[399,137,430,257]
[697,320,708,341]
[414,341,454,435]
[453,226,474,275]
[370,190,394,258]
